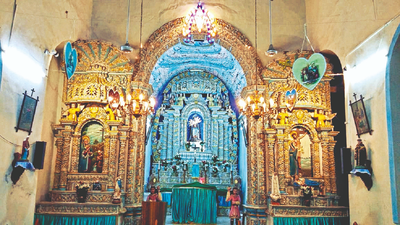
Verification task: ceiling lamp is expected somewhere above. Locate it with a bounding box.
[238,88,267,120]
[182,2,217,44]
[120,0,133,53]
[107,84,155,118]
[265,0,278,57]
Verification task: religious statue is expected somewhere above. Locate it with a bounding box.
[226,187,241,225]
[67,103,80,121]
[207,94,214,107]
[277,108,289,125]
[213,94,218,106]
[313,109,336,128]
[189,116,202,142]
[355,139,367,168]
[146,186,162,202]
[105,104,116,121]
[289,131,306,176]
[177,93,186,106]
[81,135,93,172]
[270,172,281,202]
[112,179,122,204]
[21,136,30,161]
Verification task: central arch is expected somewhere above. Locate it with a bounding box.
[135,18,264,86]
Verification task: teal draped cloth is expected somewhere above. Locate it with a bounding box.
[274,217,349,225]
[34,214,116,225]
[172,182,217,224]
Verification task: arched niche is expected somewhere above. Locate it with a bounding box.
[136,18,264,86]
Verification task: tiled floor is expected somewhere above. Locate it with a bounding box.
[165,216,232,224]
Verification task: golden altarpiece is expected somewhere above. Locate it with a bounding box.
[35,39,348,224]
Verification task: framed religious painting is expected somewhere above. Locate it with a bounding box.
[15,90,39,135]
[350,94,372,137]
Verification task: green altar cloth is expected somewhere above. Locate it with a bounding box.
[172,182,217,224]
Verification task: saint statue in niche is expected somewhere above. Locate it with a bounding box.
[289,131,306,177]
[189,115,202,142]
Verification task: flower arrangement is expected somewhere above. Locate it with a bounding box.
[211,166,219,177]
[300,185,313,206]
[172,165,179,176]
[211,155,219,164]
[75,181,90,203]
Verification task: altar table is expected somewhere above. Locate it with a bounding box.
[171,182,217,224]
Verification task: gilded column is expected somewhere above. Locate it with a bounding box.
[312,141,321,178]
[276,133,285,191]
[70,134,80,173]
[266,131,276,194]
[59,129,72,190]
[328,136,338,194]
[133,116,146,204]
[103,135,110,174]
[164,119,172,160]
[117,127,129,191]
[53,134,64,189]
[125,130,135,204]
[246,117,257,204]
[108,130,119,190]
[205,118,211,152]
[256,119,267,204]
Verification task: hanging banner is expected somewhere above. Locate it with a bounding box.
[292,53,326,90]
[64,42,77,79]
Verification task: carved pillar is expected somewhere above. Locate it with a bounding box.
[212,118,218,156]
[181,118,185,149]
[108,122,120,190]
[205,118,211,152]
[275,128,286,191]
[218,120,223,159]
[256,119,267,205]
[159,124,166,159]
[266,129,276,195]
[173,114,180,156]
[312,141,322,178]
[125,130,135,204]
[246,116,257,204]
[223,122,229,161]
[53,134,64,189]
[70,134,80,173]
[118,127,129,191]
[167,118,174,159]
[328,141,337,194]
[59,129,72,190]
[132,116,146,204]
[103,135,110,174]
[321,137,330,193]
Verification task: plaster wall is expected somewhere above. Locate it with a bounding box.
[0,1,93,224]
[343,17,400,225]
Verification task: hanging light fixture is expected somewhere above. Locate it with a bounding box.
[237,0,267,120]
[265,0,278,57]
[120,0,133,53]
[182,2,217,44]
[107,83,156,118]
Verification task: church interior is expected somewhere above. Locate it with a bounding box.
[0,0,400,224]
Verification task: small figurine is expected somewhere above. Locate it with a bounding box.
[93,180,102,191]
[226,187,241,225]
[112,179,122,204]
[21,136,30,161]
[105,104,116,121]
[355,139,367,168]
[67,103,81,121]
[277,108,289,125]
[146,186,162,202]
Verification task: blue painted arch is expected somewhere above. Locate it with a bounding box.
[149,42,247,98]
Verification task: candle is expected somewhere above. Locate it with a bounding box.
[231,163,233,172]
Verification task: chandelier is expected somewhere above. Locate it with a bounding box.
[182,2,217,44]
[238,88,267,120]
[107,82,155,118]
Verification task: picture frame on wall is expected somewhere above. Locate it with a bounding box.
[350,94,372,137]
[15,90,39,135]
